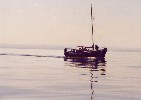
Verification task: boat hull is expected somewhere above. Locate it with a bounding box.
[64,48,107,58]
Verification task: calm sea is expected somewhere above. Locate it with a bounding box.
[0,48,141,100]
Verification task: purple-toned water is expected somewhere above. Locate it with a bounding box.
[0,48,141,100]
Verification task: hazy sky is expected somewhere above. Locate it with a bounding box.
[0,0,141,49]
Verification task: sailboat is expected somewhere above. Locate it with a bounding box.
[64,4,107,58]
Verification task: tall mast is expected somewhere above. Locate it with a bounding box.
[91,4,94,50]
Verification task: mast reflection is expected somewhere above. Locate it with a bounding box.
[64,57,106,100]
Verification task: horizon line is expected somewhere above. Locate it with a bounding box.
[0,44,141,52]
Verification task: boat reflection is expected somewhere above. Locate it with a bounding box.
[64,57,107,100]
[64,57,106,71]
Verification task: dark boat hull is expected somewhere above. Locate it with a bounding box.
[64,48,107,58]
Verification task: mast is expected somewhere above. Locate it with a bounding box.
[91,4,94,50]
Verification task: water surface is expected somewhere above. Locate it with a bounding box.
[0,48,141,100]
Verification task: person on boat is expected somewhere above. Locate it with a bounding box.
[78,48,82,53]
[64,48,67,52]
[95,45,99,51]
[73,49,75,53]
